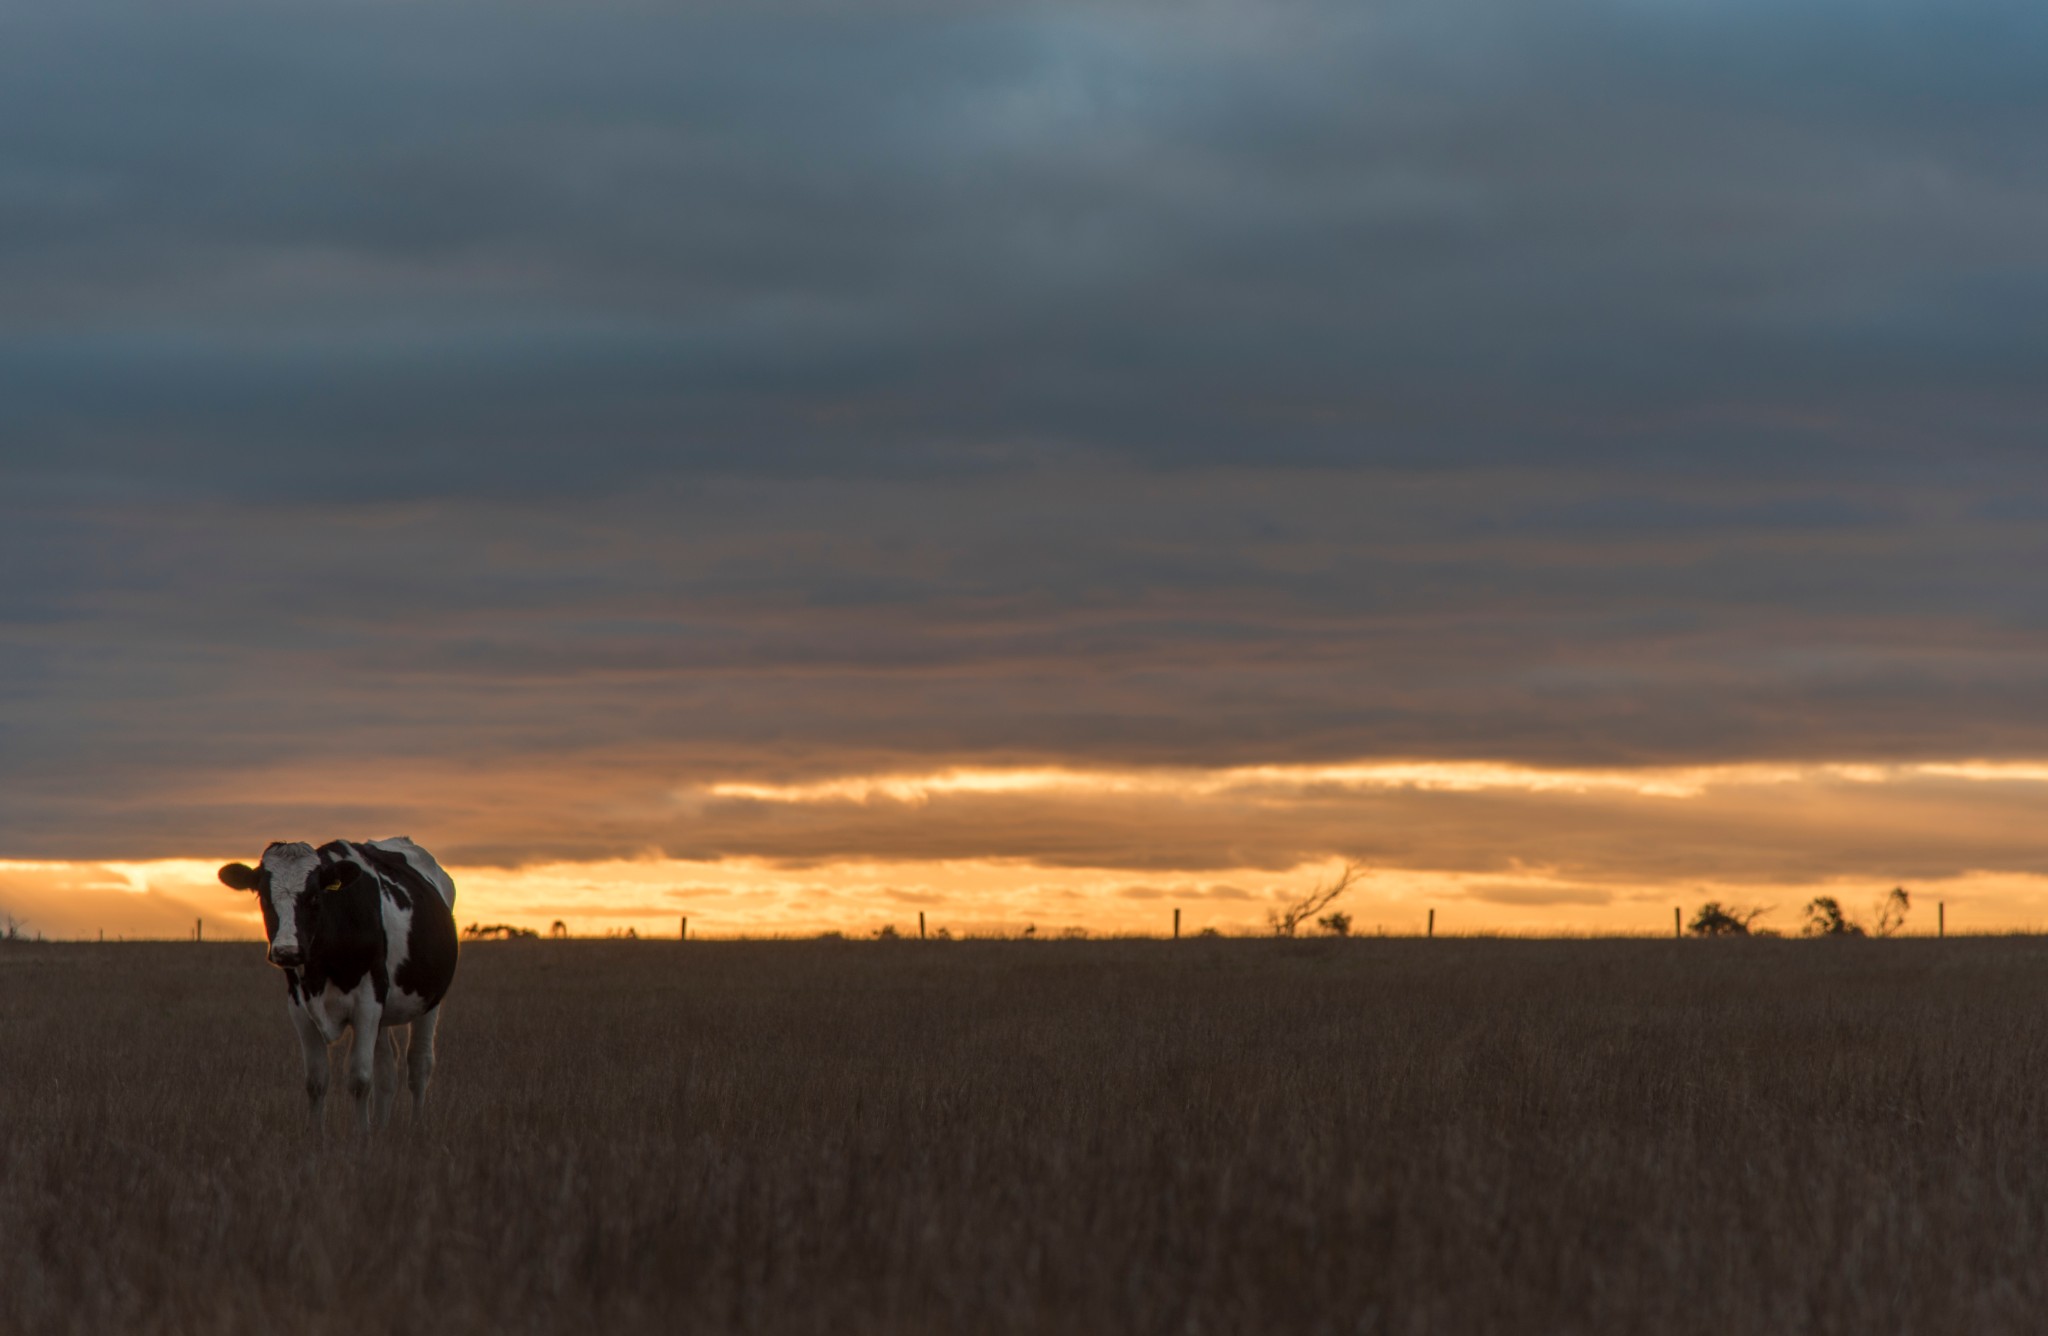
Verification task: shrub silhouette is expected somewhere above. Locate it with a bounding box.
[1802,896,1862,937]
[1688,902,1768,936]
[1802,887,1910,938]
[1316,911,1353,937]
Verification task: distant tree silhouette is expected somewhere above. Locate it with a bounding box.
[1874,886,1912,937]
[1317,911,1353,937]
[1688,902,1768,936]
[1802,896,1862,937]
[1803,887,1910,938]
[548,920,568,939]
[1270,863,1365,937]
[462,923,539,941]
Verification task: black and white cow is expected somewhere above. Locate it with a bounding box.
[217,836,459,1134]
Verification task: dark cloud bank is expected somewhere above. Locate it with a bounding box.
[4,0,2047,871]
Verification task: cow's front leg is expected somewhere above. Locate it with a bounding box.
[291,1005,330,1135]
[346,1000,384,1138]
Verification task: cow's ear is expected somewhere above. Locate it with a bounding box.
[218,862,260,892]
[323,862,362,893]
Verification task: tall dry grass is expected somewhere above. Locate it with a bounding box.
[4,936,2047,1333]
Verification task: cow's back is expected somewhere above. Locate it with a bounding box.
[365,835,457,908]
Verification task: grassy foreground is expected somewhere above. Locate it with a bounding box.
[4,936,2048,1334]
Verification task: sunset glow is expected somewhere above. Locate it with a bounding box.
[701,758,2048,806]
[13,758,2048,940]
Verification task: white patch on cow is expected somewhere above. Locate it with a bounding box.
[378,885,433,1026]
[366,835,457,907]
[257,841,320,961]
[298,972,383,1043]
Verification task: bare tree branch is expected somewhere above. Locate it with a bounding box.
[1269,863,1366,937]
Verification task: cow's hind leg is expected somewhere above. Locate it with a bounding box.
[291,1006,330,1136]
[372,1027,403,1130]
[346,1004,384,1139]
[407,1005,441,1122]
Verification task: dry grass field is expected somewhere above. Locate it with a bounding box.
[6,936,2048,1334]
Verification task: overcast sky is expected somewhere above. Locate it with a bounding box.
[5,1,2047,927]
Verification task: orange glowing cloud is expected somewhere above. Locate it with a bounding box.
[9,757,2048,940]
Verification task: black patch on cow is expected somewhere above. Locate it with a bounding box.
[356,843,459,1010]
[280,844,389,1004]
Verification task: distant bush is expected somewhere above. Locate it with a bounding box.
[1803,887,1910,938]
[1316,911,1353,937]
[1688,903,1769,937]
[463,923,539,941]
[1802,897,1862,938]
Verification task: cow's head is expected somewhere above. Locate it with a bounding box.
[217,842,363,968]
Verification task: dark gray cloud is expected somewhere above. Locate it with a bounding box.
[4,0,2047,862]
[8,0,2048,491]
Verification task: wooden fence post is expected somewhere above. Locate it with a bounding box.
[195,918,202,942]
[1939,903,1945,938]
[1674,906,1681,939]
[919,911,926,940]
[1427,908,1435,939]
[1173,908,1181,939]
[680,916,688,940]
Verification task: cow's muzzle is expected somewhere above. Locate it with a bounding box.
[267,945,303,968]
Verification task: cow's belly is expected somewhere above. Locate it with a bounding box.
[379,986,435,1027]
[292,974,434,1038]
